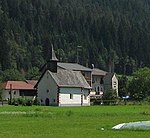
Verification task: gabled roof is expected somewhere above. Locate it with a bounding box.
[36,69,91,89]
[2,81,36,90]
[58,62,92,72]
[92,68,107,76]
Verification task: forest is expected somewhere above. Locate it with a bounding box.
[0,0,150,81]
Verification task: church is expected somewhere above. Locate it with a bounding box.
[35,45,91,106]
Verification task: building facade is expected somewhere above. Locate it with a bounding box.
[1,80,37,100]
[36,70,91,106]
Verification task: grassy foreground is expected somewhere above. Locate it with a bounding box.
[0,105,150,138]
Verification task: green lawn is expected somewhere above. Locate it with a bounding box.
[0,105,150,138]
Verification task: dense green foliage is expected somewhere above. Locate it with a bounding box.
[128,67,150,101]
[0,105,150,138]
[118,67,150,102]
[0,0,150,79]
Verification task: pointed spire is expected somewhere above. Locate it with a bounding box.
[50,43,58,61]
[46,43,58,73]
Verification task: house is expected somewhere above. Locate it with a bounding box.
[91,68,118,98]
[92,68,107,95]
[1,80,37,100]
[35,45,91,106]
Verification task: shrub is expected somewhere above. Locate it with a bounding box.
[33,97,40,105]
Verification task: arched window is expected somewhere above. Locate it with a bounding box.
[97,86,100,92]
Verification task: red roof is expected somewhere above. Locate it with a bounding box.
[25,80,38,86]
[3,81,37,90]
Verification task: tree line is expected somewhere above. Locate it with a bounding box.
[118,67,150,102]
[0,0,150,81]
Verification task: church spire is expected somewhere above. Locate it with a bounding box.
[50,44,58,61]
[47,44,58,73]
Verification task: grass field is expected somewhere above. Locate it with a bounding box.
[0,105,150,138]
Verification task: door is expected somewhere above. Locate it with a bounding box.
[45,98,50,106]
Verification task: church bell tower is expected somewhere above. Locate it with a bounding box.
[47,44,58,73]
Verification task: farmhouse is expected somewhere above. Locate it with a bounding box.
[90,68,118,102]
[92,68,107,95]
[92,68,118,95]
[35,45,91,106]
[1,80,37,100]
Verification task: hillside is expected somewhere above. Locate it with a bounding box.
[0,0,150,78]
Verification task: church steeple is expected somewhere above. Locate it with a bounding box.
[49,44,58,62]
[47,44,58,73]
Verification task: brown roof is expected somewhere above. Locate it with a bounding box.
[2,81,36,90]
[92,68,107,76]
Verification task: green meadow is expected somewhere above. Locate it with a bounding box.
[0,105,150,138]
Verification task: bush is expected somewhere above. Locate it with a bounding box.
[9,98,33,106]
[33,97,40,105]
[23,99,33,106]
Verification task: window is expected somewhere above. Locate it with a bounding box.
[70,94,73,99]
[84,94,87,100]
[97,86,100,92]
[113,81,117,85]
[47,89,49,93]
[14,91,16,95]
[100,78,104,84]
[19,90,36,96]
[53,99,55,102]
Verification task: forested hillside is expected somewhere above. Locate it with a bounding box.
[0,0,150,80]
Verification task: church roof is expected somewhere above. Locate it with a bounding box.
[49,70,91,89]
[58,62,92,72]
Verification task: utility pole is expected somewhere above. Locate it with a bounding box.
[9,84,12,105]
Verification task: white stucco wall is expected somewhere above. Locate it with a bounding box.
[112,75,118,96]
[2,89,35,101]
[37,71,58,106]
[82,88,90,106]
[59,87,90,106]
